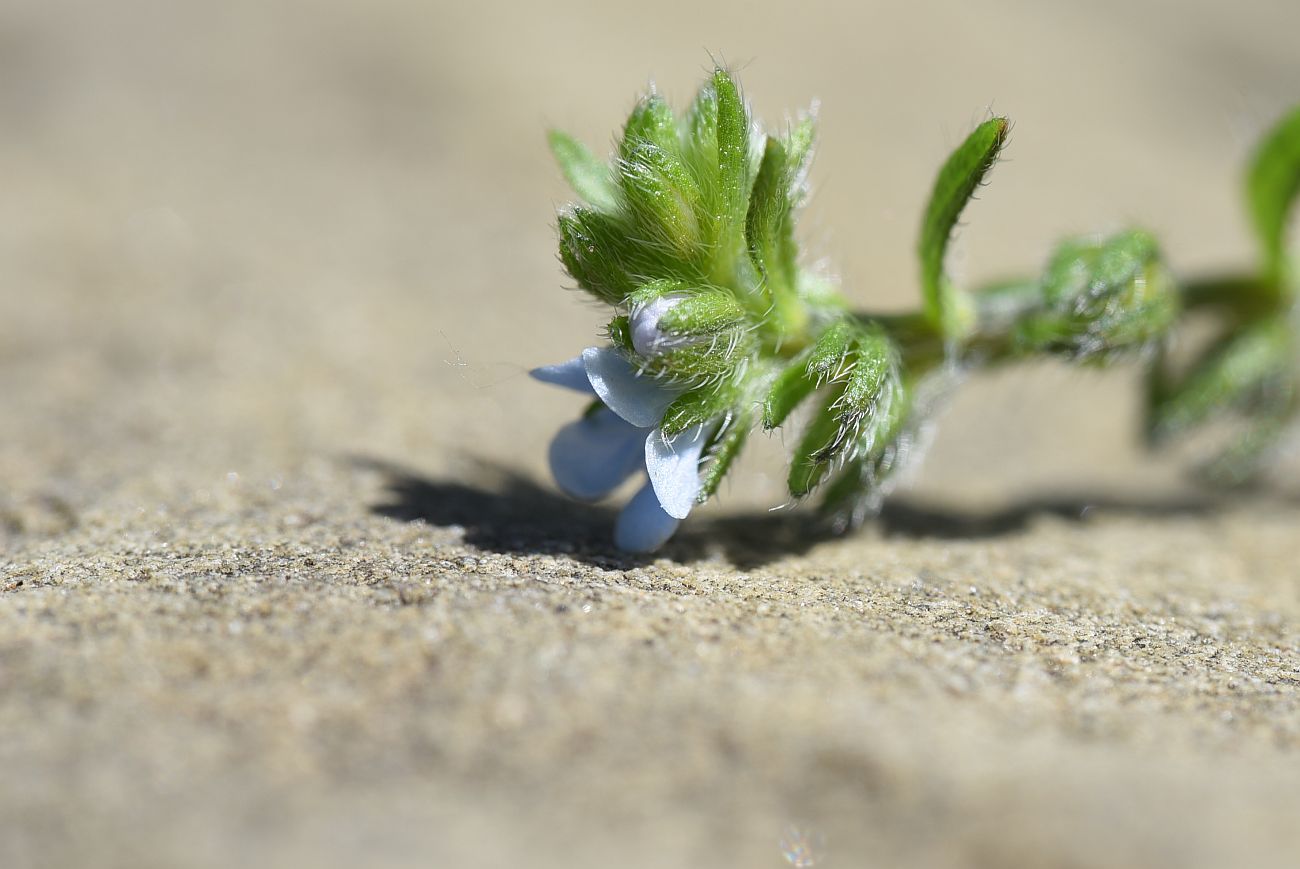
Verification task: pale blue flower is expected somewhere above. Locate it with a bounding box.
[532,346,710,552]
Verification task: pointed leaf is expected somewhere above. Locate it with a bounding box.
[657,290,748,337]
[762,352,817,429]
[1246,104,1300,287]
[784,115,816,204]
[918,117,1009,334]
[713,68,750,234]
[698,410,752,499]
[548,130,619,212]
[837,332,895,423]
[680,80,719,189]
[747,136,794,292]
[660,382,733,434]
[788,390,846,497]
[806,320,854,382]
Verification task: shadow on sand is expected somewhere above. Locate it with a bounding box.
[357,456,1229,570]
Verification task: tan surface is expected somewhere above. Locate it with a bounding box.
[2,1,1299,866]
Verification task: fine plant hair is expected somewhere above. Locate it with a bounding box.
[544,67,1300,533]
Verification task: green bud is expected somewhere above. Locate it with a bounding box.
[658,292,747,336]
[1016,230,1178,362]
[622,285,754,385]
[626,281,748,352]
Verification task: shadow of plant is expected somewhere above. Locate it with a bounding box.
[359,457,1225,569]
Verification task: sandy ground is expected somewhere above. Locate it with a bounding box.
[2,1,1299,866]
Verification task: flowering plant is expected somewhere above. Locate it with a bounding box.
[534,68,1300,551]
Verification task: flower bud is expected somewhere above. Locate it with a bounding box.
[621,282,752,384]
[1016,230,1178,362]
[631,294,692,357]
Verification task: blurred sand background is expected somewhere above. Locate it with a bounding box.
[2,0,1299,866]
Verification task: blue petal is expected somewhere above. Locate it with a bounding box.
[581,346,680,428]
[644,423,707,519]
[530,355,595,394]
[548,408,645,501]
[614,481,682,552]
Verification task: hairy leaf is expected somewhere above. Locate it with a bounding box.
[697,410,752,499]
[548,130,619,212]
[762,352,817,429]
[787,390,845,497]
[618,142,703,259]
[660,383,735,437]
[620,93,678,159]
[714,68,750,235]
[918,117,1009,336]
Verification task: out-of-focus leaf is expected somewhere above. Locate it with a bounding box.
[548,130,619,212]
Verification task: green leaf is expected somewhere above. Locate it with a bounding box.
[697,410,752,499]
[836,332,895,424]
[620,93,678,159]
[657,291,748,337]
[762,352,817,429]
[746,118,819,341]
[660,383,736,436]
[607,315,633,353]
[746,136,795,293]
[618,142,703,259]
[918,117,1009,337]
[558,208,640,304]
[806,320,854,382]
[1147,315,1292,443]
[644,337,750,385]
[548,130,619,212]
[787,390,845,497]
[818,377,915,519]
[680,81,719,191]
[1245,104,1300,287]
[713,68,750,235]
[784,116,816,204]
